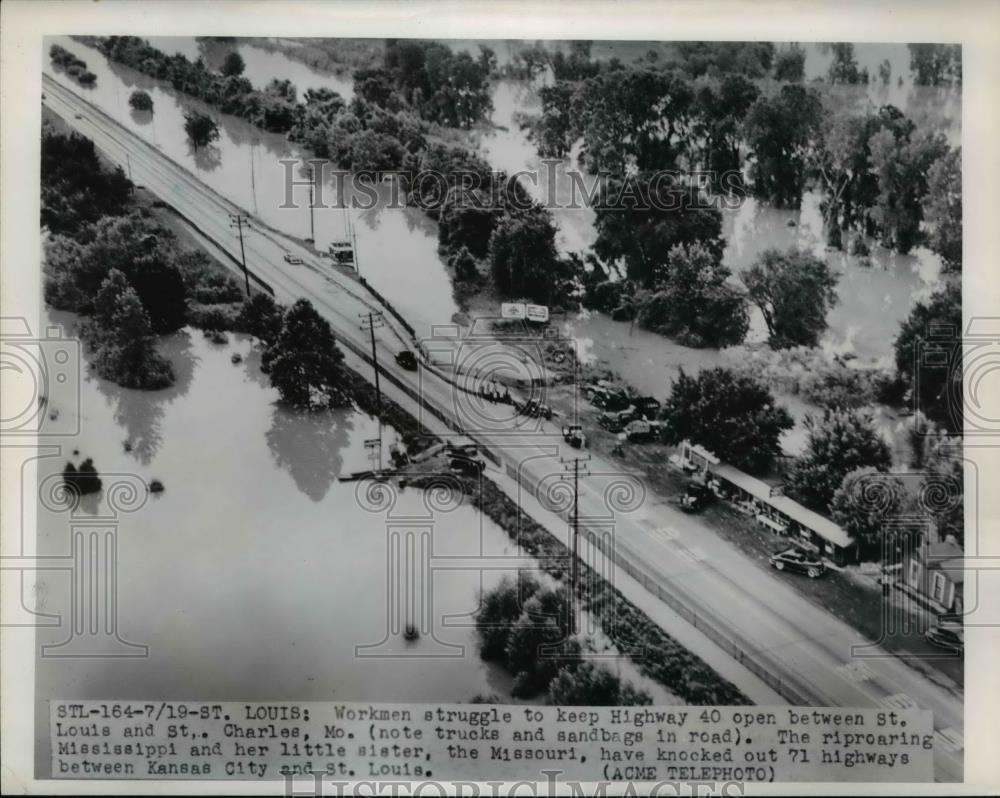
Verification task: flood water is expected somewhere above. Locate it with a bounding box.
[32,306,674,771]
[44,36,457,333]
[46,35,958,363]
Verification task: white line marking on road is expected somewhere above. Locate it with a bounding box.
[835,661,877,683]
[880,692,918,710]
[934,727,964,753]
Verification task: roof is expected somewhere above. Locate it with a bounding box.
[926,540,966,584]
[711,463,854,549]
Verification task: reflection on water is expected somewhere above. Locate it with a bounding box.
[44,36,457,332]
[722,190,943,361]
[45,35,955,358]
[266,406,353,501]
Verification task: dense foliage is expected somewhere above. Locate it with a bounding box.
[633,243,748,348]
[128,89,154,111]
[892,283,962,432]
[49,44,97,85]
[658,367,794,474]
[743,248,839,349]
[183,110,220,150]
[260,299,354,409]
[830,467,910,560]
[42,127,244,390]
[785,409,893,513]
[41,127,131,237]
[475,576,650,704]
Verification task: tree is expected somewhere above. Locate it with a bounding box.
[84,274,175,390]
[594,177,724,287]
[908,44,962,86]
[488,208,564,303]
[923,439,964,546]
[773,44,806,81]
[41,127,132,238]
[743,248,839,349]
[744,84,823,207]
[867,127,948,253]
[827,43,863,84]
[260,299,353,409]
[475,575,539,662]
[635,243,748,348]
[128,90,154,111]
[221,50,245,77]
[45,213,188,333]
[786,409,893,513]
[63,458,103,497]
[658,367,793,474]
[183,110,219,150]
[578,66,694,174]
[237,292,284,345]
[893,283,962,431]
[694,75,759,182]
[922,147,962,271]
[547,661,652,706]
[830,467,909,559]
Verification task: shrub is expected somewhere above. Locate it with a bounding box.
[128,90,154,111]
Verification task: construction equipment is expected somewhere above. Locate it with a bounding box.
[562,424,587,449]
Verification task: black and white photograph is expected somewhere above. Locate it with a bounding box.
[2,1,998,794]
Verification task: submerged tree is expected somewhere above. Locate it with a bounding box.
[743,248,839,349]
[183,110,220,150]
[128,90,154,112]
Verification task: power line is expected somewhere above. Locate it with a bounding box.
[559,453,591,636]
[359,311,385,417]
[228,213,252,297]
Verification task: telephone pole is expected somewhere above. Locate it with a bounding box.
[560,454,590,636]
[307,162,316,243]
[228,213,252,297]
[359,311,385,416]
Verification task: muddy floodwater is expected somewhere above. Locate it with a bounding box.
[32,307,673,772]
[46,36,958,364]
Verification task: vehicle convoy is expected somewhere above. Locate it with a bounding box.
[769,547,826,579]
[518,399,553,420]
[562,423,587,448]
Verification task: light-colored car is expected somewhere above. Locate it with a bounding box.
[283,253,304,265]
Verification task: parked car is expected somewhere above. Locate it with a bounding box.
[632,396,661,419]
[598,407,636,433]
[518,399,553,420]
[679,482,712,513]
[925,624,963,654]
[449,456,485,476]
[283,253,304,265]
[562,424,586,449]
[395,350,418,371]
[769,547,826,579]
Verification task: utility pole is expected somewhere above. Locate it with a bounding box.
[250,139,259,215]
[228,213,252,297]
[359,311,385,416]
[559,454,590,636]
[308,162,316,243]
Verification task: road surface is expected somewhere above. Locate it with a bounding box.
[42,73,963,780]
